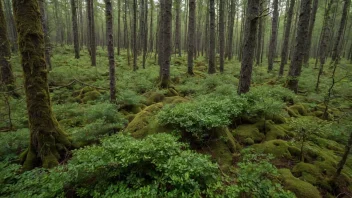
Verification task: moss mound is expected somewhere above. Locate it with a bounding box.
[287,104,308,117]
[233,123,265,144]
[279,169,321,198]
[125,103,170,139]
[251,140,300,159]
[292,162,321,185]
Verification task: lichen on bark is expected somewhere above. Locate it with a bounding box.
[12,0,72,170]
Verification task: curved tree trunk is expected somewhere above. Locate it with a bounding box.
[268,0,279,72]
[238,0,260,94]
[208,0,216,74]
[0,0,14,90]
[12,0,72,170]
[71,0,80,59]
[331,0,351,62]
[287,0,312,93]
[187,0,196,75]
[303,0,318,66]
[279,0,295,76]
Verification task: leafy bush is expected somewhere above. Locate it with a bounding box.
[1,134,220,197]
[235,149,295,198]
[116,89,146,106]
[0,129,29,160]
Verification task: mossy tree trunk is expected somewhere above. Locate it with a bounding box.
[105,0,116,102]
[159,0,172,88]
[208,0,216,74]
[187,0,196,75]
[12,0,72,170]
[287,0,312,93]
[334,131,352,180]
[238,0,260,94]
[0,0,14,90]
[279,0,295,76]
[71,0,80,59]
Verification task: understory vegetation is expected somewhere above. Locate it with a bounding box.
[1,47,352,197]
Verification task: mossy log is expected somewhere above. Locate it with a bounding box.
[13,0,72,170]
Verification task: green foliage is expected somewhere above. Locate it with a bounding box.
[117,89,146,106]
[0,129,29,160]
[1,134,220,197]
[235,149,295,198]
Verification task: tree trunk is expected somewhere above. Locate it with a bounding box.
[187,0,196,75]
[87,0,96,66]
[3,0,18,53]
[38,0,52,71]
[268,0,279,72]
[159,0,172,88]
[331,0,351,62]
[117,0,121,55]
[12,0,72,170]
[279,0,295,76]
[303,0,318,66]
[208,0,216,74]
[71,0,80,59]
[105,0,116,102]
[315,0,334,91]
[133,0,137,71]
[226,0,236,60]
[219,0,225,73]
[149,0,154,52]
[175,0,182,57]
[287,0,312,93]
[142,0,148,69]
[238,0,260,94]
[256,2,263,66]
[0,0,14,89]
[334,132,352,180]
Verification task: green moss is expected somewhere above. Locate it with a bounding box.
[163,96,188,104]
[267,114,287,124]
[251,140,300,159]
[146,92,165,105]
[233,124,265,144]
[279,168,321,198]
[244,138,254,145]
[292,162,321,184]
[287,104,308,117]
[82,90,101,103]
[265,123,288,141]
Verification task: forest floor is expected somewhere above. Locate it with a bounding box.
[1,46,352,197]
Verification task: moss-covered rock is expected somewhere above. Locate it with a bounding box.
[292,162,321,185]
[251,140,300,159]
[146,92,165,105]
[287,104,308,117]
[279,169,321,198]
[233,124,265,144]
[265,123,289,141]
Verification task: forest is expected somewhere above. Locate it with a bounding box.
[0,0,352,197]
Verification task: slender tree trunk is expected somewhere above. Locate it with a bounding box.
[331,0,351,62]
[12,0,72,170]
[105,0,116,102]
[117,0,121,55]
[3,0,17,53]
[256,2,263,66]
[39,0,52,71]
[142,0,148,69]
[287,0,312,93]
[71,0,80,59]
[219,0,225,73]
[334,132,352,180]
[159,0,172,88]
[238,0,260,94]
[279,0,295,76]
[315,0,334,91]
[87,0,96,66]
[133,0,137,71]
[268,0,279,72]
[188,0,196,75]
[0,0,14,89]
[226,0,236,60]
[208,0,216,74]
[149,0,154,52]
[303,0,318,66]
[175,0,182,57]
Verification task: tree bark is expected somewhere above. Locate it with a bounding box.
[0,0,14,89]
[219,0,225,73]
[149,0,154,52]
[87,0,96,66]
[268,0,279,72]
[256,2,263,66]
[38,0,52,71]
[238,0,260,94]
[279,0,295,76]
[117,0,121,55]
[142,0,148,69]
[159,0,172,88]
[175,0,182,57]
[334,132,352,180]
[71,0,80,59]
[3,0,18,53]
[287,0,312,93]
[331,0,351,62]
[105,0,116,102]
[12,0,72,170]
[133,0,138,71]
[303,0,318,65]
[226,0,236,60]
[208,0,216,74]
[188,0,196,75]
